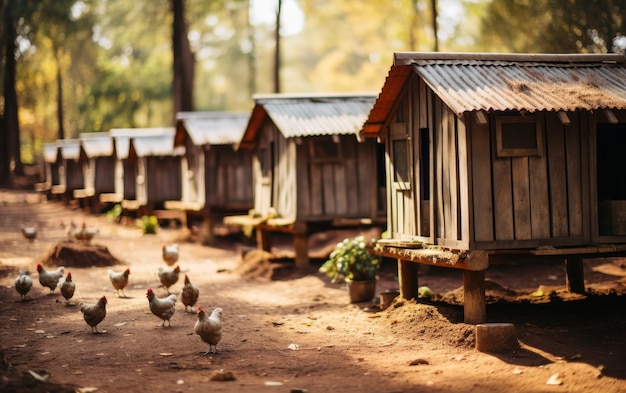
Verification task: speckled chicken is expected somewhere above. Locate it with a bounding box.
[181,274,199,312]
[162,243,179,266]
[194,307,223,354]
[108,268,130,297]
[15,270,33,300]
[59,272,75,304]
[36,264,65,293]
[157,265,180,293]
[80,295,107,333]
[146,288,177,327]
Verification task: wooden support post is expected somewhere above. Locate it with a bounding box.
[463,270,486,324]
[201,211,215,245]
[293,221,309,268]
[398,259,418,300]
[256,227,272,253]
[565,257,585,294]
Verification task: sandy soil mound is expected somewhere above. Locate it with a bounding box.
[38,241,123,267]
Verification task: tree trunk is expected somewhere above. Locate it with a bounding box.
[172,0,194,119]
[431,0,438,51]
[56,51,65,140]
[273,0,282,93]
[3,0,22,178]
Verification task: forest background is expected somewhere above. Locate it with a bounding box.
[0,0,625,184]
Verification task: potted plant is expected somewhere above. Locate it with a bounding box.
[319,235,380,303]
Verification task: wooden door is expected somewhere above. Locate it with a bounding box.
[388,123,416,238]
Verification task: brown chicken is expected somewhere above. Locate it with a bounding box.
[36,264,65,293]
[80,295,107,333]
[59,272,75,304]
[181,274,199,312]
[162,243,179,266]
[157,265,180,293]
[194,307,223,354]
[15,270,33,300]
[146,288,177,327]
[108,268,130,297]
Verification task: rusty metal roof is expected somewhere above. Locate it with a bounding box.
[364,52,626,137]
[239,93,377,150]
[79,132,113,158]
[110,128,178,159]
[175,111,249,146]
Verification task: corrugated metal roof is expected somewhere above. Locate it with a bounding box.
[56,139,81,160]
[364,52,626,137]
[42,143,59,163]
[239,93,377,149]
[79,132,113,158]
[110,128,176,159]
[175,112,249,146]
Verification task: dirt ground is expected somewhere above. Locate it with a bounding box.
[1,188,626,393]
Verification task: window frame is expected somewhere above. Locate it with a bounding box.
[495,115,543,157]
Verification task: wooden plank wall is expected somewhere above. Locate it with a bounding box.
[471,111,587,249]
[122,160,136,200]
[94,156,116,194]
[205,146,253,208]
[146,157,182,206]
[298,136,380,221]
[66,160,84,192]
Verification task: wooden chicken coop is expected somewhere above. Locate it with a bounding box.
[107,128,185,223]
[34,142,61,197]
[226,93,387,267]
[362,52,626,323]
[167,111,253,241]
[51,139,84,203]
[75,132,116,211]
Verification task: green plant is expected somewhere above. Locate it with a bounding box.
[137,215,159,234]
[319,235,380,282]
[106,204,122,222]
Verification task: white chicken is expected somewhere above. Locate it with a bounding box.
[108,268,130,298]
[15,270,33,300]
[162,243,179,266]
[146,288,177,327]
[36,264,65,293]
[181,274,199,312]
[194,307,223,354]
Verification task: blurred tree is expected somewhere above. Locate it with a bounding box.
[480,0,626,53]
[172,0,194,118]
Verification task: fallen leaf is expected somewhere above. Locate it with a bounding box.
[12,344,26,348]
[76,388,98,393]
[159,352,173,356]
[512,368,523,375]
[287,344,300,351]
[28,370,49,382]
[264,381,283,386]
[546,373,563,385]
[114,322,127,327]
[209,370,237,381]
[34,330,45,334]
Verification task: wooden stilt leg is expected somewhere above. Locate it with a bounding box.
[565,258,585,294]
[463,270,486,324]
[293,222,309,268]
[398,259,418,300]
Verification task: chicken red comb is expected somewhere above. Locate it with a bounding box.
[198,306,202,311]
[67,272,72,278]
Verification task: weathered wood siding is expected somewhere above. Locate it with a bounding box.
[122,159,136,200]
[93,156,116,194]
[296,135,382,221]
[205,145,253,209]
[182,143,204,208]
[145,156,183,207]
[65,159,84,193]
[469,111,589,249]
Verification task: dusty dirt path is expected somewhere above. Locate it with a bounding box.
[1,189,625,393]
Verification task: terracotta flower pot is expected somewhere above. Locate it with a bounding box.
[346,279,377,303]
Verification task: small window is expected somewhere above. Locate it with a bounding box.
[496,116,542,157]
[309,137,341,162]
